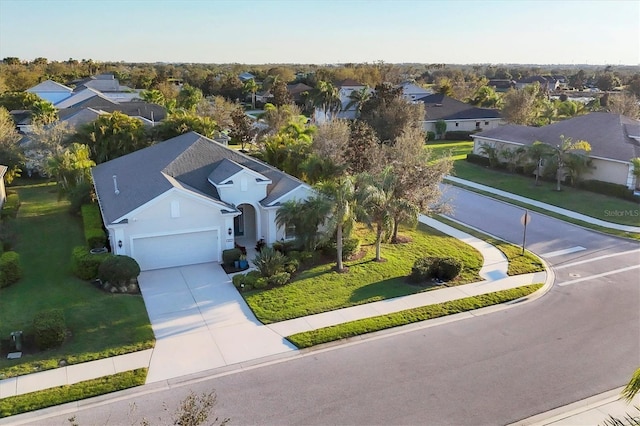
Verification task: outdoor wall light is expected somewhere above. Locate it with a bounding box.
[228,227,233,236]
[118,240,123,248]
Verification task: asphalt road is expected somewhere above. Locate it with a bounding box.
[21,187,640,426]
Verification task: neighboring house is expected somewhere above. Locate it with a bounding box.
[54,87,109,109]
[91,132,313,271]
[57,100,167,127]
[0,165,7,210]
[57,107,106,129]
[26,80,74,104]
[416,93,503,135]
[8,110,33,133]
[287,82,313,103]
[514,76,560,92]
[336,79,368,120]
[488,79,515,92]
[472,112,640,190]
[71,73,142,103]
[239,72,256,82]
[398,81,432,101]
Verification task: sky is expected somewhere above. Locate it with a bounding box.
[0,0,638,65]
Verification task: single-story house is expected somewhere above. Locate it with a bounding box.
[416,93,503,135]
[398,81,432,101]
[514,76,560,92]
[0,165,7,210]
[472,112,640,190]
[26,79,73,104]
[287,82,313,103]
[92,132,313,271]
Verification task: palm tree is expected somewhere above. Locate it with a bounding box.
[275,197,330,252]
[243,78,259,110]
[356,168,396,262]
[140,89,165,105]
[344,86,371,118]
[312,80,341,121]
[30,100,58,125]
[527,141,551,186]
[316,176,357,272]
[549,135,591,191]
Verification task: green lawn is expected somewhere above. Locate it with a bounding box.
[287,284,543,348]
[424,140,639,229]
[243,223,483,324]
[0,181,154,379]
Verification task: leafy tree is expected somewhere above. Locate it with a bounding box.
[230,107,256,150]
[176,84,203,112]
[197,96,237,130]
[0,107,24,183]
[607,92,640,118]
[216,73,244,101]
[469,85,502,108]
[46,143,95,196]
[75,111,150,163]
[0,91,40,111]
[627,74,640,99]
[270,78,293,107]
[501,83,544,125]
[435,120,447,139]
[316,176,357,271]
[344,120,384,175]
[140,89,165,105]
[596,73,621,92]
[359,82,425,144]
[23,121,73,176]
[153,112,218,140]
[258,103,302,136]
[311,119,351,170]
[568,69,587,90]
[261,114,315,178]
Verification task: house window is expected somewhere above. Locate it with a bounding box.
[170,201,180,218]
[485,121,489,125]
[455,122,459,127]
[285,223,296,240]
[476,122,481,128]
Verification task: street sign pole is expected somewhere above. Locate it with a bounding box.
[520,210,530,255]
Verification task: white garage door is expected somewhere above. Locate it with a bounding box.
[132,230,219,271]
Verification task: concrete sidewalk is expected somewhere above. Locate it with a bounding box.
[446,176,640,233]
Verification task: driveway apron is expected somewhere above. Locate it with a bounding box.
[138,263,296,383]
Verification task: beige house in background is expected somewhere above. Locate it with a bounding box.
[472,112,640,191]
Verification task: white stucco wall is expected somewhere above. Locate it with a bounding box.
[217,170,269,206]
[424,118,502,135]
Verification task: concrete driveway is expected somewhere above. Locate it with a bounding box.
[138,263,296,383]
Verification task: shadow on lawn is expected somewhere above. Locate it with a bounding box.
[348,277,430,304]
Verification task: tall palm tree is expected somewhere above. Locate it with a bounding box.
[356,168,396,262]
[344,86,371,118]
[527,141,551,186]
[140,89,165,105]
[312,80,341,121]
[30,100,58,125]
[243,78,259,110]
[316,176,357,272]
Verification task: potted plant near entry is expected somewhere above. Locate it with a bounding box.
[239,255,248,269]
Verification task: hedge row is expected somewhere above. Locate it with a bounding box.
[1,193,20,219]
[81,204,107,248]
[71,246,110,280]
[0,251,22,288]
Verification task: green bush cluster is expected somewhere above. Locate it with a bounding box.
[267,271,291,287]
[222,248,243,265]
[577,180,638,201]
[444,130,475,141]
[272,240,299,255]
[0,251,22,288]
[33,309,66,350]
[410,256,463,283]
[465,153,491,167]
[253,247,286,278]
[426,131,436,141]
[71,246,110,280]
[81,204,107,248]
[1,193,20,219]
[98,255,141,286]
[321,238,361,261]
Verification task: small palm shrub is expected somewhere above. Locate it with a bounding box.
[252,247,285,278]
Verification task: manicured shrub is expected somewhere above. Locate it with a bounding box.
[267,271,290,287]
[252,247,286,278]
[71,246,110,280]
[444,130,475,141]
[409,257,439,283]
[232,274,245,289]
[0,251,22,288]
[222,248,242,266]
[81,204,107,248]
[426,131,436,142]
[253,277,268,290]
[1,193,20,219]
[577,179,638,201]
[284,258,299,274]
[322,237,361,261]
[437,257,463,281]
[33,309,66,350]
[243,270,261,288]
[466,153,491,167]
[98,255,140,286]
[68,181,93,214]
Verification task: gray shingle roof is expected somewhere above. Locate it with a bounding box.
[92,132,308,225]
[415,93,502,121]
[475,112,640,162]
[207,158,244,185]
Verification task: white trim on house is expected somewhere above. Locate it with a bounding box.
[265,184,311,207]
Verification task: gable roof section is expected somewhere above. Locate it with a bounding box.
[476,112,640,162]
[54,87,105,108]
[26,80,73,93]
[93,132,307,224]
[208,158,244,184]
[416,93,501,121]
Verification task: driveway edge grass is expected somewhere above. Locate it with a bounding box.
[0,368,147,418]
[446,179,640,241]
[287,284,543,349]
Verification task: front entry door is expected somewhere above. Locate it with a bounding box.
[234,206,244,236]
